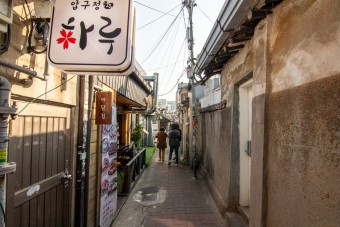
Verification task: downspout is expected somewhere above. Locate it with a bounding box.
[84,75,94,226]
[75,75,86,227]
[0,77,17,226]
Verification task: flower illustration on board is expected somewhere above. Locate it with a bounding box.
[56,29,76,49]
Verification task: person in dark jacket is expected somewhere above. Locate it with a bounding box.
[155,127,167,161]
[168,123,181,166]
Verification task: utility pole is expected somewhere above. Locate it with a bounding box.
[183,0,198,178]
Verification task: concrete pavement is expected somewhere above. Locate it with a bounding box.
[113,148,227,227]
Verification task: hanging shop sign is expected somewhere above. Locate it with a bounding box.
[100,106,118,227]
[48,0,135,75]
[96,92,113,124]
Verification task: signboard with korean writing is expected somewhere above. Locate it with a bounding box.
[96,92,113,124]
[100,106,118,227]
[48,0,135,75]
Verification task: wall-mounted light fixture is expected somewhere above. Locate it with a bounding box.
[0,0,13,33]
[27,18,50,54]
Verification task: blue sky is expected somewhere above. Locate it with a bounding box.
[135,0,225,100]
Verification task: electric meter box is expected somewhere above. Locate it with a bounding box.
[0,0,13,33]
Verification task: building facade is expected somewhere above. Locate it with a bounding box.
[0,0,154,226]
[193,0,340,226]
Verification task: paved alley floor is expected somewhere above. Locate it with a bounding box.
[113,149,227,227]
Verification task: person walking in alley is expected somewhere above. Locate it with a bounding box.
[168,123,181,166]
[155,127,167,162]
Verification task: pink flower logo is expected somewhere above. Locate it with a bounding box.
[56,29,76,49]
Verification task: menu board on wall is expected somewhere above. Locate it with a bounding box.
[99,106,118,227]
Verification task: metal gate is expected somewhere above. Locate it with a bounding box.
[6,102,73,227]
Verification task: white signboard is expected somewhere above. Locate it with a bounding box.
[48,0,135,75]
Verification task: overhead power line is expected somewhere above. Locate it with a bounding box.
[140,6,184,64]
[163,36,187,89]
[135,1,180,17]
[144,58,186,71]
[137,3,182,30]
[196,5,213,23]
[159,17,182,88]
[16,75,77,115]
[158,69,186,96]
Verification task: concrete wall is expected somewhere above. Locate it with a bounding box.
[200,37,254,212]
[200,0,340,226]
[265,0,340,226]
[201,108,232,212]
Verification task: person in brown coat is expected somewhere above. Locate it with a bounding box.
[155,127,167,161]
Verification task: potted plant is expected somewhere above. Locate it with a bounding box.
[131,124,143,150]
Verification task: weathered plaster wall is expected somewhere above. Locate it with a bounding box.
[201,42,254,213]
[221,42,253,107]
[266,0,340,225]
[201,108,231,211]
[268,0,340,93]
[249,18,269,227]
[0,0,77,106]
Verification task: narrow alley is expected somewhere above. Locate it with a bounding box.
[0,0,339,226]
[113,149,231,227]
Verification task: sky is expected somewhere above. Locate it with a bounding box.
[134,0,225,101]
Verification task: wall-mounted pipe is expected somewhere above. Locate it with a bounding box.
[0,59,49,81]
[145,72,158,115]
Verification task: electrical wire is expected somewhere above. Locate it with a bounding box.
[163,36,187,90]
[143,58,186,71]
[135,1,180,17]
[140,6,184,64]
[16,75,77,115]
[158,69,186,96]
[158,17,182,88]
[137,3,182,30]
[146,15,180,71]
[196,5,213,23]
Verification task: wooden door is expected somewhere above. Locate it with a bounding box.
[6,102,73,227]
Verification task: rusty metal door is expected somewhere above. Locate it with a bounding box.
[6,102,73,227]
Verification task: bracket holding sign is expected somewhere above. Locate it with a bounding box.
[48,0,135,75]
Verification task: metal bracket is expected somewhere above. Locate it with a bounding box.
[0,162,16,175]
[245,140,251,157]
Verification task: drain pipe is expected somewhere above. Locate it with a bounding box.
[0,77,17,226]
[0,58,49,81]
[84,75,94,226]
[144,73,158,146]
